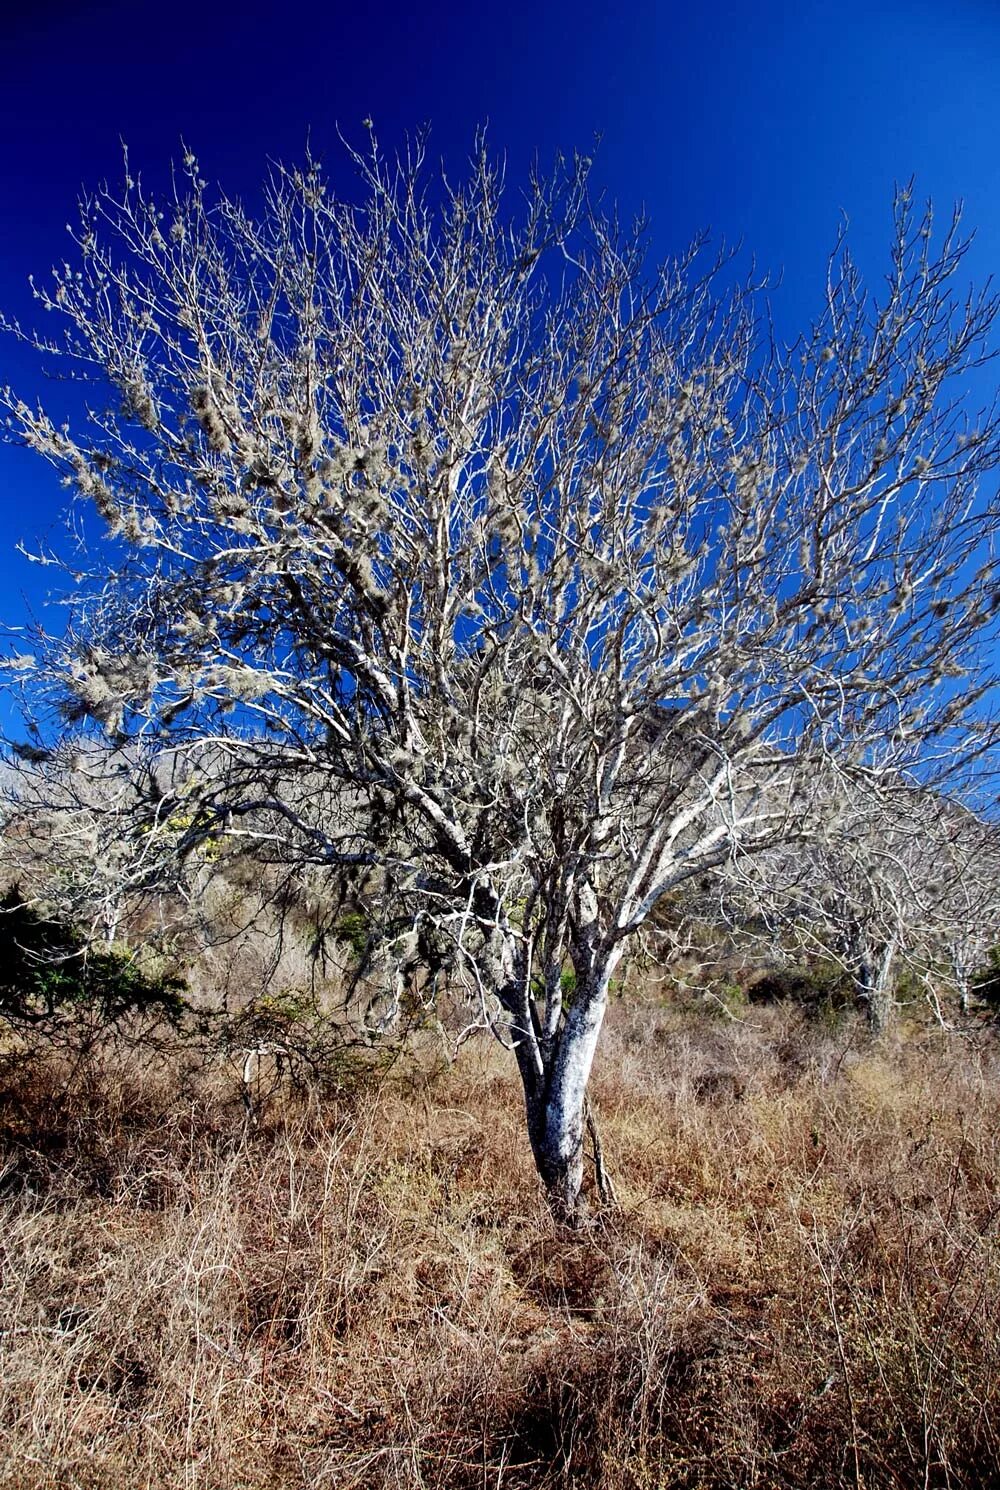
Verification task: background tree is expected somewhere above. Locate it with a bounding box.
[4,137,1000,1219]
[917,804,1000,1021]
[728,778,1000,1032]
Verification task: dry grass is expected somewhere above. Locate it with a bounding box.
[2,999,1000,1489]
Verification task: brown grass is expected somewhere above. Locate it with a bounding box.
[2,999,1000,1489]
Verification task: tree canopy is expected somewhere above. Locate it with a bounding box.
[4,138,1000,1216]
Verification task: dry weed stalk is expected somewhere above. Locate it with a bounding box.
[0,1001,998,1486]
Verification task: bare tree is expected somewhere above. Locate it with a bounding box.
[918,805,1000,1021]
[730,779,1000,1033]
[4,136,1000,1219]
[0,740,169,938]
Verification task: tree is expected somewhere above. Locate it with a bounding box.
[915,804,1000,1021]
[728,778,1000,1033]
[4,137,1000,1220]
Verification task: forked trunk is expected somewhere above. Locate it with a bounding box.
[517,954,620,1225]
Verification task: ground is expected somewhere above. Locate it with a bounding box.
[1,993,999,1489]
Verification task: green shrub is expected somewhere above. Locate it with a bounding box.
[971,947,1000,1011]
[746,958,852,1014]
[711,980,747,1017]
[530,967,579,1010]
[0,888,187,1031]
[335,910,370,960]
[214,983,392,1106]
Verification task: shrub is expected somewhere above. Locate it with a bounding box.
[746,959,853,1015]
[971,946,1000,1012]
[0,887,187,1033]
[208,983,392,1113]
[335,910,370,961]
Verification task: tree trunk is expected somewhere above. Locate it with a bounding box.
[516,953,621,1225]
[859,936,896,1036]
[526,1098,587,1223]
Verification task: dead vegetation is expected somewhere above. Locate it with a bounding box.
[1,995,999,1490]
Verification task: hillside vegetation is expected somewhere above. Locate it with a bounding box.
[2,990,999,1490]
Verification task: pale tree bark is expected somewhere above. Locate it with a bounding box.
[727,778,1000,1038]
[851,927,897,1037]
[517,952,623,1223]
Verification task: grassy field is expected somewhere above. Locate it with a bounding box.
[2,995,1000,1489]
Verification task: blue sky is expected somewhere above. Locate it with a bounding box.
[3,0,1000,668]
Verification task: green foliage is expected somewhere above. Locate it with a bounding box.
[746,958,853,1016]
[971,947,1000,1011]
[0,888,187,1030]
[216,984,392,1102]
[245,987,318,1030]
[530,967,579,1011]
[335,911,370,960]
[711,981,748,1018]
[892,962,926,1009]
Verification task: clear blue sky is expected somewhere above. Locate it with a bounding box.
[3,0,1000,654]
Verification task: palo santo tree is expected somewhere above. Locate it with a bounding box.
[724,777,1000,1032]
[4,137,1000,1219]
